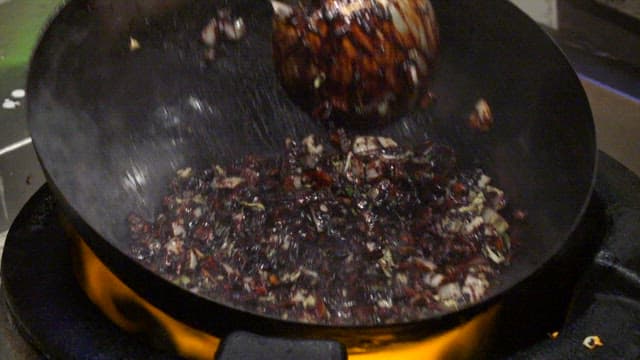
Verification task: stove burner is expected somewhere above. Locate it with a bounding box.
[0,188,498,359]
[0,188,177,359]
[1,152,639,359]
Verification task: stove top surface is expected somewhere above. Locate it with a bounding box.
[0,1,639,358]
[0,151,638,359]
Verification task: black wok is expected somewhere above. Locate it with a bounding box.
[26,0,596,349]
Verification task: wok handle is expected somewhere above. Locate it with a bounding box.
[215,331,347,360]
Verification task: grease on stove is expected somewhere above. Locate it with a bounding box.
[582,335,604,350]
[10,89,25,99]
[2,98,20,110]
[129,131,514,325]
[2,88,25,110]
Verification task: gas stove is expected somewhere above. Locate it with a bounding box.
[0,151,638,359]
[1,0,639,358]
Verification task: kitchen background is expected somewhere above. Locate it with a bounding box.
[0,0,638,358]
[1,0,639,246]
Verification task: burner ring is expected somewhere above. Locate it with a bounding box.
[1,186,501,359]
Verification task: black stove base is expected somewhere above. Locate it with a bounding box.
[0,188,179,359]
[495,151,640,359]
[1,151,639,359]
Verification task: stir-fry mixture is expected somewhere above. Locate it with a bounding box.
[128,130,512,325]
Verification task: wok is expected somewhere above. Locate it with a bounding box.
[27,0,596,348]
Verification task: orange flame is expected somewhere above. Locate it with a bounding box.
[70,231,220,360]
[70,228,498,360]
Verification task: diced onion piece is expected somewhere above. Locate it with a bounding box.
[172,222,186,237]
[477,174,491,188]
[189,250,198,270]
[414,257,438,271]
[484,245,506,264]
[377,136,398,149]
[353,136,380,154]
[476,99,492,121]
[302,134,324,155]
[423,272,444,287]
[396,273,408,285]
[201,17,218,46]
[165,238,182,255]
[303,294,317,308]
[377,298,393,308]
[437,283,462,304]
[464,216,484,234]
[482,208,509,234]
[240,201,266,211]
[458,192,486,213]
[221,262,236,276]
[215,176,245,189]
[462,274,488,302]
[292,290,306,303]
[129,37,140,51]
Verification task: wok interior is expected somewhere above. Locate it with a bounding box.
[28,0,595,320]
